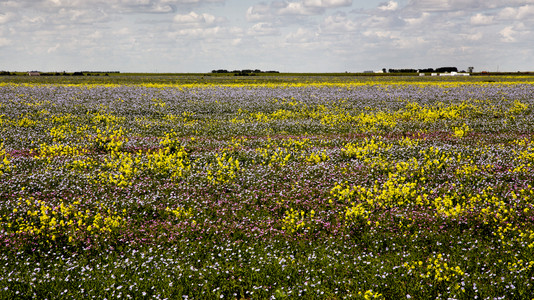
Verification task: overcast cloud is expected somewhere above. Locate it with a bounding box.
[1,0,533,72]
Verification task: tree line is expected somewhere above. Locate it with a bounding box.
[211,69,280,76]
[385,67,460,73]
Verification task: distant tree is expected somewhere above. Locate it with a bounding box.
[435,67,458,73]
[388,69,417,73]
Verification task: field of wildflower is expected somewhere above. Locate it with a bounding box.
[1,74,534,299]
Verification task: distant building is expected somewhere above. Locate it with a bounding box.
[439,72,470,76]
[28,71,40,76]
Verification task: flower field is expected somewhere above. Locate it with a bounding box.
[1,75,534,299]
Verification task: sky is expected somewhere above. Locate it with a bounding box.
[1,0,534,73]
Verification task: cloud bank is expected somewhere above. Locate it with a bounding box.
[1,0,533,72]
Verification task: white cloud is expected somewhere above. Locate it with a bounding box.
[403,12,431,25]
[498,23,530,43]
[470,13,494,25]
[88,31,103,39]
[55,8,108,24]
[144,4,175,13]
[498,5,534,20]
[44,0,76,6]
[169,22,242,40]
[115,27,131,35]
[47,43,61,53]
[248,22,280,36]
[11,0,226,15]
[498,7,517,19]
[247,0,353,21]
[393,36,426,49]
[278,2,320,15]
[230,38,241,46]
[246,4,272,22]
[108,0,176,13]
[303,0,352,8]
[405,0,456,12]
[173,12,218,26]
[0,13,15,24]
[500,25,517,42]
[285,27,318,44]
[361,15,388,28]
[0,1,21,8]
[405,0,534,14]
[378,1,398,11]
[464,31,483,41]
[363,30,393,39]
[0,37,11,47]
[321,14,357,32]
[170,26,221,38]
[165,0,224,3]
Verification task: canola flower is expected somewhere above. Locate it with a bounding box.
[0,143,11,175]
[0,198,125,245]
[206,152,240,184]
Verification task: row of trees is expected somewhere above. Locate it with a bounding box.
[211,69,280,75]
[0,71,118,76]
[39,72,114,76]
[385,67,460,73]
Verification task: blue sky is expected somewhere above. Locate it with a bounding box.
[1,0,533,72]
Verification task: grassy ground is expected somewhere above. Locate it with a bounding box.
[1,75,534,299]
